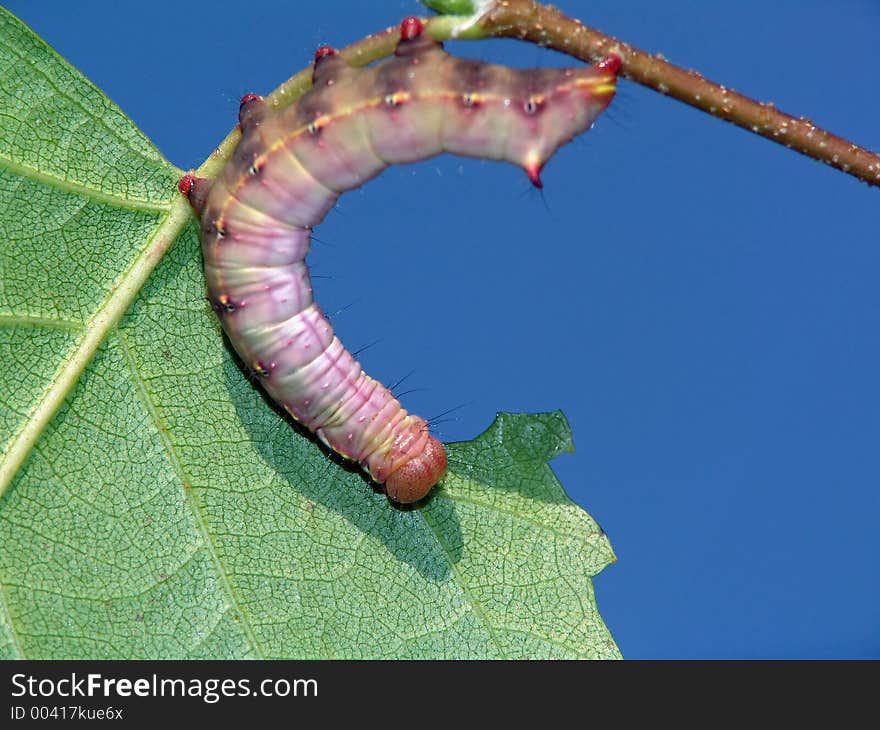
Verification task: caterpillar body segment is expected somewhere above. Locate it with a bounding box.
[182,17,619,503]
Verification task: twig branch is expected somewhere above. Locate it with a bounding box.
[476,0,880,188]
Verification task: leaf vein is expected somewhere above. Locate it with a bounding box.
[0,200,192,499]
[0,151,172,213]
[0,580,25,658]
[446,492,590,542]
[0,313,83,331]
[416,508,509,659]
[115,327,264,660]
[0,27,174,186]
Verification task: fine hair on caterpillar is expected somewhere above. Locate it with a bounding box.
[180,16,620,505]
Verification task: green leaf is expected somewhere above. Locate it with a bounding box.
[420,0,496,40]
[0,7,618,659]
[421,0,485,15]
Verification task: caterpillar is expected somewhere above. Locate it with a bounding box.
[179,16,620,504]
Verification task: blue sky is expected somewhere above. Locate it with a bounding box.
[8,0,879,658]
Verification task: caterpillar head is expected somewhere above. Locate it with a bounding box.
[384,435,447,504]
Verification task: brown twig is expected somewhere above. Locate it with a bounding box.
[477,0,880,188]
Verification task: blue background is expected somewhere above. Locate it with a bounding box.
[7,0,878,659]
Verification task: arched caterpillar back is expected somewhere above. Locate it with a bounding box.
[180,17,620,503]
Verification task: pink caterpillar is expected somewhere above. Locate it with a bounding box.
[180,17,619,503]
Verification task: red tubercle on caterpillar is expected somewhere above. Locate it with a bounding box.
[314,45,337,63]
[399,16,424,42]
[383,435,447,504]
[239,93,262,108]
[596,53,623,76]
[525,160,544,189]
[238,94,266,132]
[178,173,211,215]
[178,174,196,197]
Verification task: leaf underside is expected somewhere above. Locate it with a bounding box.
[0,7,618,659]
